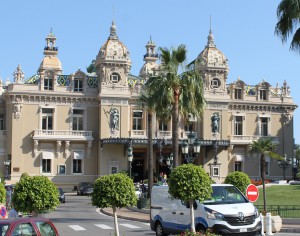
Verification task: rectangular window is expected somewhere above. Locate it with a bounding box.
[42,159,51,173]
[234,116,243,135]
[159,122,168,131]
[74,78,83,92]
[42,108,53,130]
[44,77,53,90]
[132,111,143,130]
[0,114,5,130]
[72,109,84,130]
[235,161,242,171]
[260,90,267,100]
[73,159,82,173]
[234,89,242,99]
[212,167,219,177]
[58,164,66,175]
[261,117,268,136]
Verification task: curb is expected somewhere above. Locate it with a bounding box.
[100,208,150,223]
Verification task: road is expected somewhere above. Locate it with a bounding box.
[46,194,155,236]
[45,194,300,236]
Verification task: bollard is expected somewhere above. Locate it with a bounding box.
[260,213,265,236]
[266,212,273,235]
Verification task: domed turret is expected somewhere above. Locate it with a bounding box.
[139,37,159,79]
[194,29,229,94]
[96,21,131,65]
[38,30,62,74]
[195,29,228,71]
[95,20,132,93]
[95,21,131,87]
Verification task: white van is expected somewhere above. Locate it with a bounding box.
[150,184,261,236]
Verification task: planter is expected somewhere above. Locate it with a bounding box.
[262,215,282,233]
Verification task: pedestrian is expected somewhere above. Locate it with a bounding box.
[8,204,19,218]
[5,186,12,210]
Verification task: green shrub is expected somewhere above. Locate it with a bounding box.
[177,229,221,235]
[12,176,60,215]
[20,172,29,179]
[224,171,251,194]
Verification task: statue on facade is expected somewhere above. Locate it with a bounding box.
[211,113,220,133]
[110,108,119,131]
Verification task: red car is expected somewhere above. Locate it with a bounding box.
[0,217,59,236]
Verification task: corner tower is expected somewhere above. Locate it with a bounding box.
[95,21,132,95]
[195,29,229,96]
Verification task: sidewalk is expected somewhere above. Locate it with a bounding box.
[101,207,300,234]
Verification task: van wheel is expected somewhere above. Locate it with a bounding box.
[155,222,166,236]
[196,224,206,233]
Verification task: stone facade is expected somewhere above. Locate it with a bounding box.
[0,22,297,190]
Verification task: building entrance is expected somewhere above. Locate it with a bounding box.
[131,153,144,183]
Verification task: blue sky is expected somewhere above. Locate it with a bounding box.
[0,1,299,144]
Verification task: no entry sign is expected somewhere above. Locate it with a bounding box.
[246,184,259,202]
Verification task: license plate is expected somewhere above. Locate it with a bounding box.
[240,228,247,232]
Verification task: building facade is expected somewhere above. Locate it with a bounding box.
[0,22,297,190]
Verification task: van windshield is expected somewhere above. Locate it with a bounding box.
[203,186,248,205]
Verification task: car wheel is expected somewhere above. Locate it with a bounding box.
[155,221,167,236]
[196,224,206,234]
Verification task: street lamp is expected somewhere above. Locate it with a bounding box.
[278,154,292,180]
[157,139,173,170]
[181,131,201,163]
[3,160,10,180]
[127,139,133,179]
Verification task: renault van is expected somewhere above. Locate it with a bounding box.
[150,184,261,236]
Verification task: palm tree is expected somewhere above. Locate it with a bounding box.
[144,44,206,168]
[250,138,283,213]
[275,0,300,51]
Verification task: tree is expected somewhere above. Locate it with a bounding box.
[144,44,206,168]
[12,176,60,215]
[168,164,212,233]
[224,171,251,195]
[91,173,137,236]
[275,0,300,52]
[250,138,282,213]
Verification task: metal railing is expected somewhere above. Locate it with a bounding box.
[255,205,300,218]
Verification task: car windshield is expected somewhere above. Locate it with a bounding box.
[0,223,10,235]
[80,182,92,187]
[203,186,248,205]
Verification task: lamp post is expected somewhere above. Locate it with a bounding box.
[278,154,292,180]
[3,160,10,180]
[157,139,173,170]
[127,139,133,179]
[181,131,201,163]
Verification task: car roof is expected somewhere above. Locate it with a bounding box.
[0,217,51,224]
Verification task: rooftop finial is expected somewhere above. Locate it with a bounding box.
[113,4,115,21]
[210,15,212,34]
[207,15,215,47]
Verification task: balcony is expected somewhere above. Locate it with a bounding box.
[229,135,279,145]
[32,130,93,141]
[156,131,172,139]
[130,130,147,138]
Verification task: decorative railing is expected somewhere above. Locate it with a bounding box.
[32,130,93,141]
[229,135,279,144]
[156,131,172,138]
[130,130,147,137]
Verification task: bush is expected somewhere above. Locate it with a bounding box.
[20,172,29,179]
[12,176,60,215]
[224,171,251,194]
[177,229,220,236]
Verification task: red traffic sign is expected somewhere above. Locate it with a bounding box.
[246,184,259,202]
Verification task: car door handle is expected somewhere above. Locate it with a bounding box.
[179,212,184,215]
[172,212,176,214]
